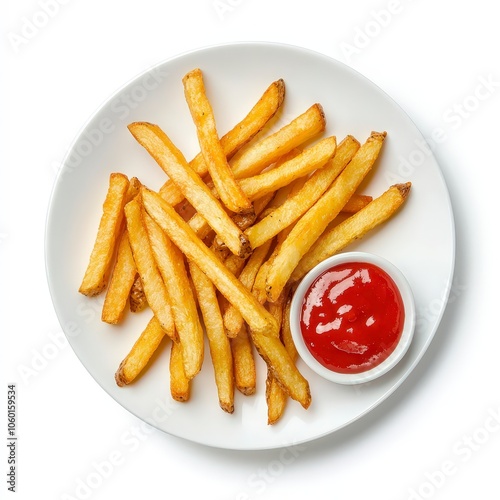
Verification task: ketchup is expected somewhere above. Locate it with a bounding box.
[300,262,405,374]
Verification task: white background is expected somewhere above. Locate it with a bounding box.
[2,1,499,499]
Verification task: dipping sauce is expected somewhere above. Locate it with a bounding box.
[300,261,405,374]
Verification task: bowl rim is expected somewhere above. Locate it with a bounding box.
[289,251,416,385]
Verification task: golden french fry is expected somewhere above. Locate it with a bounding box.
[281,287,298,362]
[129,274,147,312]
[266,374,287,425]
[125,176,142,202]
[265,131,387,302]
[170,341,191,402]
[245,135,360,248]
[254,186,299,227]
[190,262,234,413]
[124,198,176,340]
[101,230,137,324]
[183,68,253,215]
[115,315,168,386]
[230,103,326,179]
[267,288,299,424]
[128,122,251,258]
[216,248,244,319]
[141,187,279,339]
[251,253,274,305]
[186,211,214,240]
[159,78,285,206]
[104,177,142,309]
[291,182,411,282]
[250,330,311,409]
[231,325,256,396]
[249,256,310,409]
[266,291,285,336]
[265,290,287,425]
[238,136,337,201]
[223,239,273,337]
[342,194,373,213]
[79,173,130,296]
[223,253,247,277]
[143,212,204,380]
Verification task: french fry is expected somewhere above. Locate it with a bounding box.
[190,262,234,413]
[265,289,287,424]
[250,330,311,409]
[281,287,298,362]
[246,248,310,410]
[251,185,298,231]
[99,177,141,314]
[115,315,168,386]
[128,122,251,258]
[159,78,285,206]
[245,135,360,248]
[238,136,337,201]
[141,187,279,339]
[143,212,204,380]
[170,341,191,402]
[231,325,256,396]
[129,274,147,312]
[230,103,326,179]
[251,253,274,305]
[267,288,300,424]
[79,173,130,296]
[223,239,273,337]
[342,194,373,213]
[125,176,142,202]
[124,198,176,340]
[291,182,412,282]
[183,68,253,215]
[266,372,287,425]
[223,253,247,277]
[265,131,387,302]
[186,211,214,240]
[101,230,137,324]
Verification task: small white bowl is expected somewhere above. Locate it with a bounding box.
[290,252,416,384]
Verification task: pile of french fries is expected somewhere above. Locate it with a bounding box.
[78,68,411,424]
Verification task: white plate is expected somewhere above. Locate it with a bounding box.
[45,42,455,450]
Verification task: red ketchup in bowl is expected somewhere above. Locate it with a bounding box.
[299,261,405,374]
